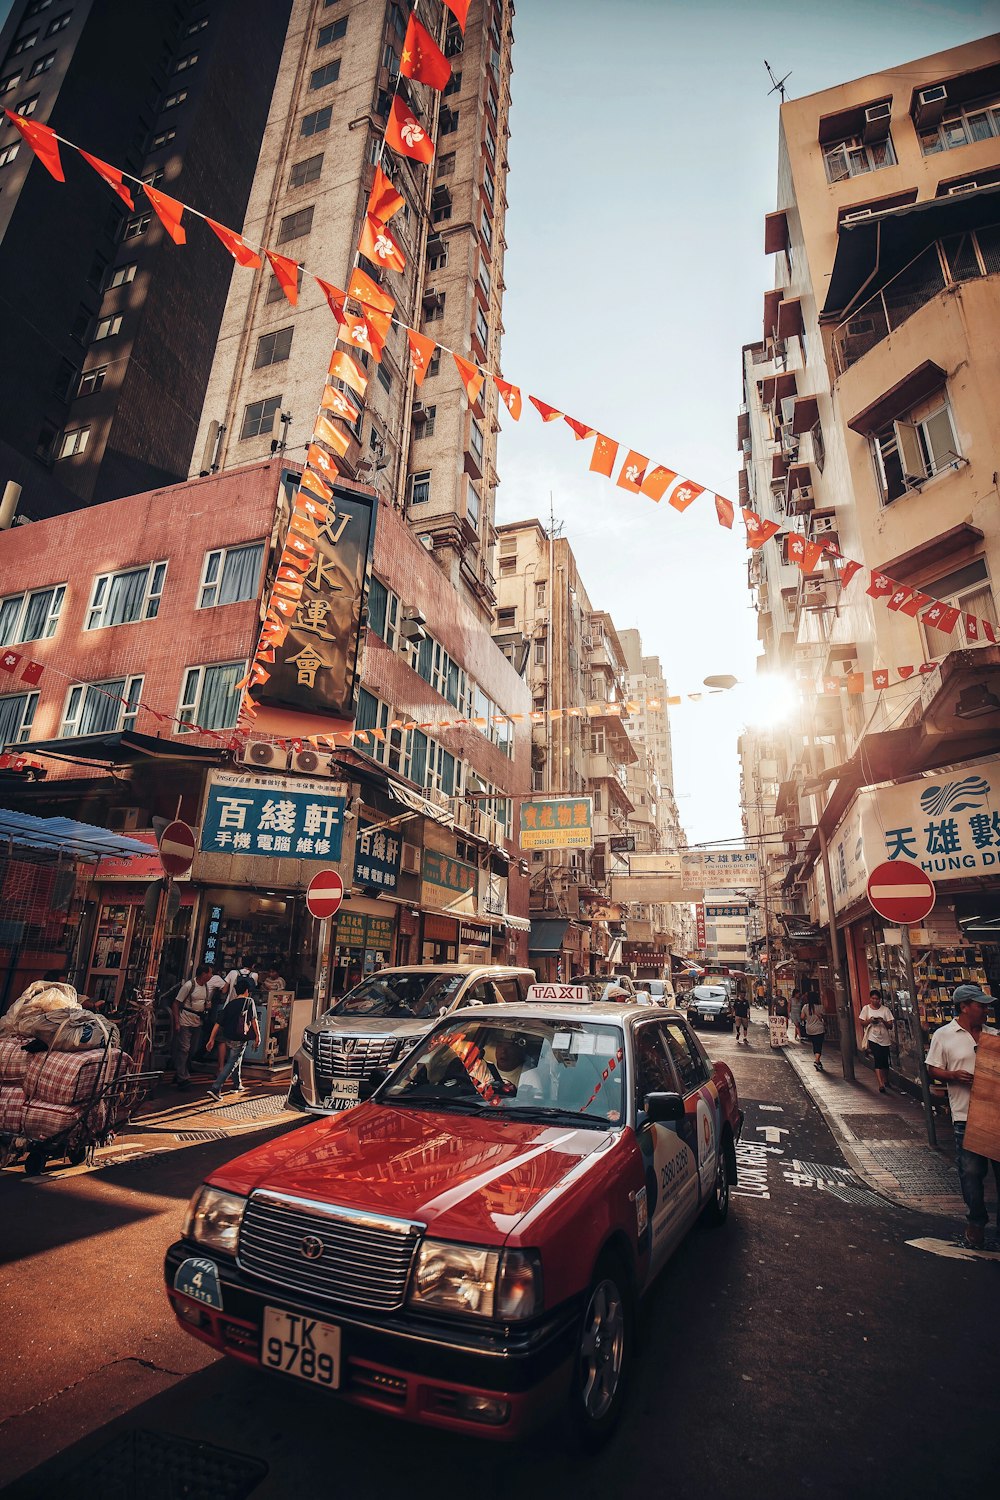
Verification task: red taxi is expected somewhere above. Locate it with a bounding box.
[165,1002,742,1444]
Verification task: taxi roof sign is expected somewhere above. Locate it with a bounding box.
[526,983,591,1003]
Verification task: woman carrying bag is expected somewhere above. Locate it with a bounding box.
[800,991,827,1071]
[860,987,895,1093]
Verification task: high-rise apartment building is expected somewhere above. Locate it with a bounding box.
[0,0,291,513]
[191,0,513,622]
[739,35,1000,1062]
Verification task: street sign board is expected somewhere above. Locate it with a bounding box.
[306,868,345,920]
[866,858,935,925]
[158,820,196,877]
[609,834,636,853]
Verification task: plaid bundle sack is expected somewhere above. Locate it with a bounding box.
[0,1086,26,1135]
[23,1101,80,1141]
[24,1049,119,1106]
[0,1040,29,1086]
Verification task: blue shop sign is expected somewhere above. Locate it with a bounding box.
[352,818,401,893]
[201,772,348,861]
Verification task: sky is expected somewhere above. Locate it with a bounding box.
[495,0,996,847]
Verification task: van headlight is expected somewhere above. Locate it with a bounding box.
[408,1241,542,1320]
[302,1030,316,1056]
[182,1185,246,1255]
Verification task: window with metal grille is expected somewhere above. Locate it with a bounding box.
[254,327,293,368]
[198,542,265,609]
[289,153,323,188]
[277,206,313,242]
[241,396,282,440]
[413,404,435,437]
[86,563,167,629]
[0,585,65,646]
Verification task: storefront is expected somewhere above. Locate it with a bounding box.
[421,911,459,963]
[330,900,396,995]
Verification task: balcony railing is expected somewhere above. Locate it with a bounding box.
[832,221,1000,375]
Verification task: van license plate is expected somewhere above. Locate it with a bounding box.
[262,1308,341,1387]
[322,1079,361,1107]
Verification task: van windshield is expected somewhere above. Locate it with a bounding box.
[327,972,465,1021]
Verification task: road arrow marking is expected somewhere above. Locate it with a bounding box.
[759,1104,784,1112]
[756,1125,790,1143]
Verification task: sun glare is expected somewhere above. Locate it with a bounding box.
[745,674,799,728]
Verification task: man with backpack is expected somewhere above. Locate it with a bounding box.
[170,965,214,1091]
[205,975,261,1101]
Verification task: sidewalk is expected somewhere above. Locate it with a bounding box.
[781,1034,967,1220]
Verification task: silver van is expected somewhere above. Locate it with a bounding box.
[287,964,537,1115]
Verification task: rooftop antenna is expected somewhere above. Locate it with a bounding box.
[764,59,791,104]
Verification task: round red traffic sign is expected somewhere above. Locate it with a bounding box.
[866,859,935,925]
[306,868,345,920]
[158,819,196,877]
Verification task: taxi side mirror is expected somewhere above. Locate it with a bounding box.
[644,1091,685,1123]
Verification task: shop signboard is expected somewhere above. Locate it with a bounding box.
[365,915,394,952]
[352,819,401,893]
[481,869,508,918]
[94,830,191,883]
[519,797,593,850]
[705,904,748,918]
[333,910,394,953]
[202,903,225,968]
[609,834,636,853]
[255,476,377,724]
[460,922,491,948]
[200,770,348,861]
[681,849,761,890]
[696,904,706,948]
[421,849,478,915]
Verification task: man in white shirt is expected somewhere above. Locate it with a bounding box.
[171,965,213,1091]
[926,984,999,1250]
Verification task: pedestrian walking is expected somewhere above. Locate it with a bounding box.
[205,975,261,1101]
[860,988,895,1093]
[800,992,827,1071]
[170,965,214,1090]
[926,984,999,1251]
[733,990,751,1045]
[789,988,803,1042]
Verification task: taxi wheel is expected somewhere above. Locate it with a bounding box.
[569,1255,633,1448]
[702,1136,731,1226]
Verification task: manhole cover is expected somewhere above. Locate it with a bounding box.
[865,1145,960,1191]
[174,1130,228,1142]
[214,1094,287,1122]
[57,1428,267,1499]
[842,1112,921,1140]
[825,1183,900,1211]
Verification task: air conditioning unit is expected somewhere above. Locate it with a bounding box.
[399,605,427,643]
[108,805,148,832]
[863,101,891,142]
[411,402,429,423]
[914,84,947,127]
[947,181,979,195]
[401,841,421,875]
[241,740,290,770]
[291,748,335,777]
[796,484,815,503]
[813,512,837,534]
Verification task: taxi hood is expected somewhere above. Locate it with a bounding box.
[208,1103,613,1244]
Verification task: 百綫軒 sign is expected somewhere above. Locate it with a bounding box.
[352,819,401,893]
[519,797,593,850]
[200,770,348,862]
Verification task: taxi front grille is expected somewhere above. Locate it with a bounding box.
[315,1033,400,1079]
[238,1190,421,1311]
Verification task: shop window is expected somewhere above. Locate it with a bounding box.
[60,676,143,737]
[198,542,265,609]
[177,661,245,732]
[86,562,167,630]
[0,583,65,645]
[0,690,38,745]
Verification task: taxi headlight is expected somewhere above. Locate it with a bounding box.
[408,1240,542,1321]
[181,1185,246,1255]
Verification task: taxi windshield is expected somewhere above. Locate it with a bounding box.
[383,1018,626,1126]
[327,972,465,1021]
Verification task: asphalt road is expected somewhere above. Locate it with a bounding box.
[2,1016,998,1499]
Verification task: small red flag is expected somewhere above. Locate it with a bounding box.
[328,349,368,396]
[79,150,134,208]
[529,396,562,423]
[616,451,648,492]
[295,494,328,523]
[358,213,406,272]
[300,469,333,504]
[846,673,865,695]
[307,442,340,482]
[453,353,485,406]
[495,377,522,419]
[886,586,913,612]
[641,466,677,501]
[590,435,619,477]
[564,416,594,440]
[715,494,735,529]
[20,659,44,686]
[290,513,320,541]
[964,613,980,642]
[265,249,300,305]
[921,602,960,633]
[742,510,781,548]
[206,216,261,267]
[919,661,939,673]
[273,577,304,601]
[838,559,863,588]
[315,276,348,324]
[144,184,186,244]
[981,618,997,644]
[0,649,22,674]
[348,266,394,316]
[897,666,915,679]
[3,111,64,180]
[400,14,451,90]
[407,329,437,386]
[320,386,360,423]
[366,164,405,225]
[443,0,471,29]
[872,669,889,690]
[669,480,704,513]
[898,590,932,618]
[865,572,896,599]
[314,414,352,458]
[385,97,434,164]
[340,312,377,360]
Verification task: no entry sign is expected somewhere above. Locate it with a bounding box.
[306,868,345,920]
[866,859,935,925]
[158,820,196,878]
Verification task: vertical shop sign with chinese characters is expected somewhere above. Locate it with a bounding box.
[202,904,225,968]
[200,770,348,861]
[256,474,377,721]
[352,818,402,893]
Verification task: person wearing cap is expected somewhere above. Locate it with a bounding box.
[926,984,999,1251]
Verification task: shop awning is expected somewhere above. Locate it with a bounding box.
[504,914,532,932]
[822,185,1000,318]
[528,918,569,954]
[12,729,223,766]
[383,774,454,828]
[0,808,154,861]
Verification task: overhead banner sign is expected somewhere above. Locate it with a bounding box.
[421,848,477,915]
[681,850,761,889]
[200,770,348,861]
[256,476,377,721]
[610,876,704,904]
[519,797,593,850]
